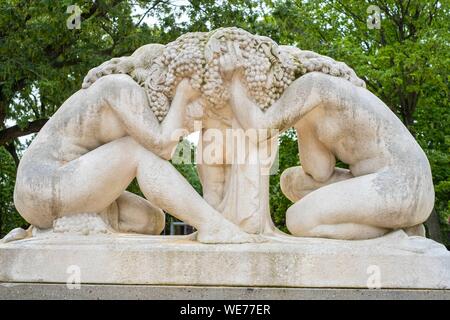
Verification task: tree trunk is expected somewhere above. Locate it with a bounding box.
[0,118,48,146]
[425,209,443,244]
[5,141,20,167]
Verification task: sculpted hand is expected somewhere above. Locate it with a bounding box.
[186,99,205,120]
[82,57,133,89]
[176,79,202,102]
[219,41,245,81]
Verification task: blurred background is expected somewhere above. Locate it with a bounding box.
[0,0,448,245]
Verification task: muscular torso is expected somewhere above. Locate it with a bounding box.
[294,87,425,179]
[22,88,128,167]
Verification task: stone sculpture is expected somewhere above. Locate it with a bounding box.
[229,70,434,239]
[7,27,434,242]
[1,27,449,292]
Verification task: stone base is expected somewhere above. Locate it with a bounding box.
[1,283,449,300]
[0,231,449,289]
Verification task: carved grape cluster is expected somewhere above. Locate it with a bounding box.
[243,49,299,111]
[302,57,365,87]
[131,33,209,121]
[203,27,302,111]
[84,27,365,122]
[133,27,305,120]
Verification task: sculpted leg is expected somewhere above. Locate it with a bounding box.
[284,171,427,240]
[15,136,140,229]
[51,136,255,243]
[56,138,138,216]
[104,191,165,235]
[281,166,353,202]
[134,143,258,243]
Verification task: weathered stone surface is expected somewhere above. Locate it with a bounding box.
[2,28,445,292]
[1,231,449,289]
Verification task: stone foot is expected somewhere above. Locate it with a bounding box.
[1,227,31,243]
[404,224,426,237]
[196,220,264,244]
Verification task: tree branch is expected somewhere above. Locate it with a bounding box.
[0,119,48,146]
[4,141,19,167]
[135,0,168,27]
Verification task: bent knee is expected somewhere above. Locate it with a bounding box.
[376,181,435,228]
[280,167,300,202]
[395,204,433,229]
[153,211,166,234]
[14,184,55,229]
[285,204,318,236]
[14,202,54,229]
[119,209,165,235]
[116,194,166,235]
[143,208,165,234]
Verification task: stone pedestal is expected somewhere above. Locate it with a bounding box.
[0,231,449,290]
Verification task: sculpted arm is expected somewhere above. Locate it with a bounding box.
[229,72,324,137]
[106,78,199,159]
[227,45,366,135]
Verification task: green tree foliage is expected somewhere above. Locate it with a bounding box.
[270,129,299,233]
[0,147,27,235]
[0,0,448,243]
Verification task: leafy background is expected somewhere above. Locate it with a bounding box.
[0,0,448,245]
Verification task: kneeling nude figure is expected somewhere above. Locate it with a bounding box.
[13,57,254,244]
[230,70,435,240]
